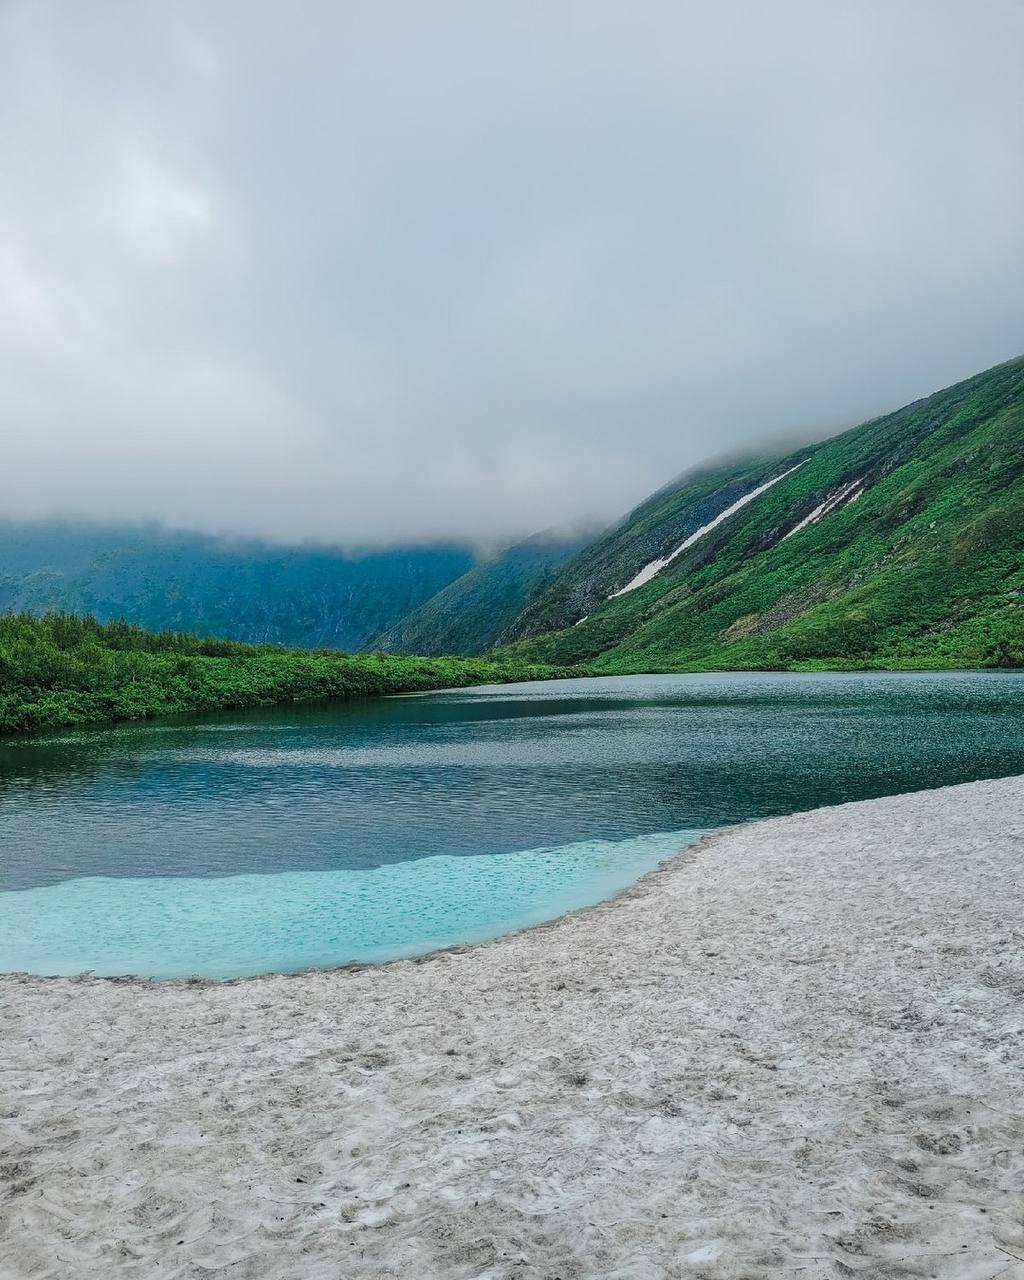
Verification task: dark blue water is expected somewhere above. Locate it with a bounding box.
[2,672,1023,976]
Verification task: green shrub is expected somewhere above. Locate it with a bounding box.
[0,612,586,735]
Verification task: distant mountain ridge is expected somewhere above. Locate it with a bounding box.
[495,354,1024,670]
[373,527,597,656]
[0,523,475,651]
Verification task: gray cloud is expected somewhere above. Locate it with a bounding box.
[1,0,1022,545]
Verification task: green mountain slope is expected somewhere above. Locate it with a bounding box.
[499,355,1024,671]
[0,524,475,651]
[374,527,596,655]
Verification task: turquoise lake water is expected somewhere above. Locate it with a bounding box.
[2,671,1023,978]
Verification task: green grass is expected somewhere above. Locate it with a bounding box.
[0,612,585,736]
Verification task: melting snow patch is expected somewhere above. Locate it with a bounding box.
[608,463,805,599]
[782,478,864,541]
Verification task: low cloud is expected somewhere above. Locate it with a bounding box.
[1,0,1022,545]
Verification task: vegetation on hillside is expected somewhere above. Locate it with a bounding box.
[0,613,579,735]
[497,355,1024,672]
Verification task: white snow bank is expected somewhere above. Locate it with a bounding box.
[782,477,864,541]
[608,463,805,599]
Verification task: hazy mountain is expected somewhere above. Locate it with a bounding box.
[0,523,475,651]
[374,527,598,656]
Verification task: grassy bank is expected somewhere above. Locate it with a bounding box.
[0,613,583,735]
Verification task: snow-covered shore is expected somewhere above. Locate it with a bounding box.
[3,776,1023,1279]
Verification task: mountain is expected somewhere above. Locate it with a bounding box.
[6,355,1021,671]
[497,355,1024,671]
[374,527,597,656]
[0,523,475,651]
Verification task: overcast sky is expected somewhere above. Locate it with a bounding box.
[1,1,1022,546]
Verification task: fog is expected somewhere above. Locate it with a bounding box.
[1,1,1022,545]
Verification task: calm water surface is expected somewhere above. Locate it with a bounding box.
[2,672,1023,976]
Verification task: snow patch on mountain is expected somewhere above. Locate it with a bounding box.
[782,478,865,541]
[607,463,806,600]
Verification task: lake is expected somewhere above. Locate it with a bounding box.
[2,671,1023,978]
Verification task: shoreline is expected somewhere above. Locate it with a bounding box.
[3,776,1023,1278]
[5,663,1020,744]
[3,767,1021,989]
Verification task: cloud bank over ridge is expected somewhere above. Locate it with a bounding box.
[1,0,1022,544]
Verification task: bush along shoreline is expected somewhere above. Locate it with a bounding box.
[0,612,587,736]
